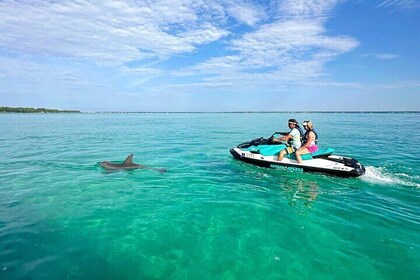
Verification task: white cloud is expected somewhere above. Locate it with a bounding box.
[182,18,358,82]
[0,0,363,100]
[230,19,358,60]
[278,0,339,18]
[179,23,230,45]
[0,0,230,65]
[225,0,265,26]
[0,0,357,73]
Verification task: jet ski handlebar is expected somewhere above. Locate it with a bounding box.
[268,133,288,144]
[272,131,289,136]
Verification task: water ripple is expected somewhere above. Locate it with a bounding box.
[0,113,419,280]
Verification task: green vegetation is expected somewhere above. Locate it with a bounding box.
[0,106,80,113]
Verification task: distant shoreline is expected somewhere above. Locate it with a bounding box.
[0,107,80,113]
[1,107,417,114]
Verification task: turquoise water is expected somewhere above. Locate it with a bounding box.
[0,113,419,280]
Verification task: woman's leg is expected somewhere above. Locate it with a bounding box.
[295,148,309,164]
[278,149,287,161]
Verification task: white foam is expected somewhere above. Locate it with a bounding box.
[362,166,420,188]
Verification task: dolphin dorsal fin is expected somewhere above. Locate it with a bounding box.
[123,154,134,166]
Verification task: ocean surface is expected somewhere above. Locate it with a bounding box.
[0,112,419,280]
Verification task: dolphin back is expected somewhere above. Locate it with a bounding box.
[123,154,134,166]
[100,154,141,170]
[100,160,123,170]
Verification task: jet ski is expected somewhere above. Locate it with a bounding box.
[230,134,365,177]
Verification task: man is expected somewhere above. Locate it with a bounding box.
[272,119,304,161]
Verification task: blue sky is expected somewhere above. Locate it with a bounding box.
[0,0,419,111]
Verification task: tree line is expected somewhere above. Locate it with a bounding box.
[0,107,80,113]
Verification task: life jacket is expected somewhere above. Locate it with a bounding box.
[287,126,304,146]
[296,126,304,144]
[303,128,319,145]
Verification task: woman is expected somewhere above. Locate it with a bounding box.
[295,120,318,164]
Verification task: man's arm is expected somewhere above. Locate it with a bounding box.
[273,133,292,143]
[274,131,289,136]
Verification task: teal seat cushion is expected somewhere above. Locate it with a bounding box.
[242,144,287,156]
[242,145,335,161]
[257,144,287,156]
[311,147,334,157]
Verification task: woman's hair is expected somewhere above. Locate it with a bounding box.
[305,120,314,130]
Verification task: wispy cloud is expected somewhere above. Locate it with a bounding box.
[367,80,420,90]
[377,0,420,10]
[179,0,358,85]
[163,81,235,89]
[362,53,399,60]
[121,66,164,76]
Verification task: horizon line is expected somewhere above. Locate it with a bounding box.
[83,110,419,114]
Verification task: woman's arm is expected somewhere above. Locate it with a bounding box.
[298,131,315,150]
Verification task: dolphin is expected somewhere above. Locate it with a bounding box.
[100,154,166,173]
